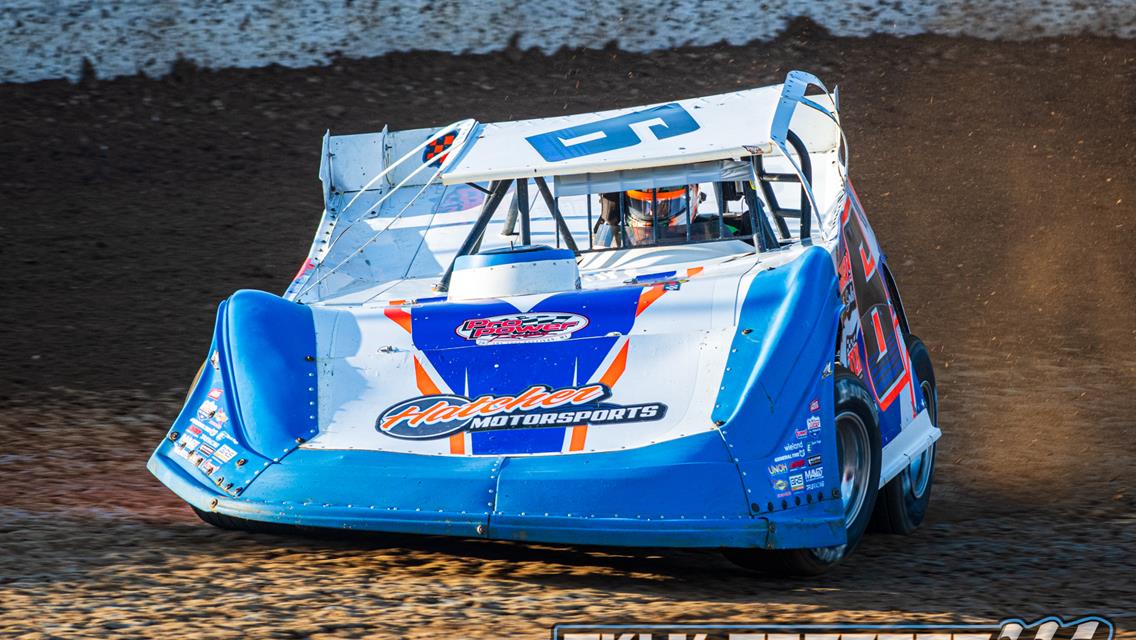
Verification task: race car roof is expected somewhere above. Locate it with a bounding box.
[440,83,813,185]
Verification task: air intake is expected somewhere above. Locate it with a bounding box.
[447,245,579,301]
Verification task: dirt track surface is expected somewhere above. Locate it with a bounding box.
[1,23,1134,638]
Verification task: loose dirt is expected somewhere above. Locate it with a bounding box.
[1,22,1134,639]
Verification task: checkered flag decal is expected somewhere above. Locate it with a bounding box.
[422,131,457,167]
[998,618,1113,640]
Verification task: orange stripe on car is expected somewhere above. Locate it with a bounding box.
[413,356,441,394]
[413,356,464,454]
[384,306,412,333]
[634,266,702,317]
[635,284,666,317]
[569,341,631,452]
[568,425,588,451]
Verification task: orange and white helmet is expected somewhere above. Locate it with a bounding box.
[624,185,699,227]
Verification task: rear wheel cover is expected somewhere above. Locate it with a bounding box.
[724,367,881,576]
[871,334,938,535]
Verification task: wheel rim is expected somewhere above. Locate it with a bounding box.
[811,410,872,564]
[903,379,937,500]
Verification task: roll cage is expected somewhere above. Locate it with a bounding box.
[292,71,846,303]
[434,135,819,291]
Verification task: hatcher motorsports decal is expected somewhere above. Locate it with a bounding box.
[376,383,667,440]
[456,312,589,345]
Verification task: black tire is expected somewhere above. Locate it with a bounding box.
[725,367,882,576]
[871,335,937,535]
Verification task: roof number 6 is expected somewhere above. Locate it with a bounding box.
[525,103,700,163]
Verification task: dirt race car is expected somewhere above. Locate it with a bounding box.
[149,70,940,576]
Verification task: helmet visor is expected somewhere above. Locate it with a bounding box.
[625,186,692,225]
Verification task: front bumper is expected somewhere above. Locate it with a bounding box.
[149,430,840,549]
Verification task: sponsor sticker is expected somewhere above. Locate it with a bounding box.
[804,466,824,482]
[807,415,821,432]
[177,435,199,451]
[806,439,822,455]
[794,428,808,439]
[789,473,805,491]
[789,459,805,470]
[782,441,803,453]
[456,312,589,345]
[772,479,788,491]
[190,418,218,437]
[376,384,666,440]
[197,400,218,421]
[808,454,822,466]
[200,460,218,476]
[207,388,223,400]
[211,409,228,426]
[809,398,820,412]
[214,444,237,463]
[767,462,788,475]
[774,450,804,463]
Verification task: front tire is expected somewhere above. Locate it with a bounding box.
[871,334,937,534]
[725,367,882,576]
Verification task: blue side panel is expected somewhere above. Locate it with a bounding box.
[493,431,748,517]
[223,290,319,460]
[238,449,499,534]
[473,428,567,455]
[411,286,641,455]
[150,448,498,536]
[711,247,846,549]
[151,428,773,547]
[148,289,318,499]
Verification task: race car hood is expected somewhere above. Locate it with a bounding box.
[303,246,829,457]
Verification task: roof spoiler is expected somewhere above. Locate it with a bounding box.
[769,71,849,235]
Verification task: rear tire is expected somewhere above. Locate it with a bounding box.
[725,367,882,576]
[871,334,937,535]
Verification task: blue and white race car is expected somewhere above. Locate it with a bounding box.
[149,71,940,575]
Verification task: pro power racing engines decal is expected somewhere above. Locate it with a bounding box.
[376,384,666,440]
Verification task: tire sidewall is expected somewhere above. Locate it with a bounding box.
[898,336,937,527]
[811,368,882,563]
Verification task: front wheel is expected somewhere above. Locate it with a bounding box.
[871,334,938,534]
[725,367,882,576]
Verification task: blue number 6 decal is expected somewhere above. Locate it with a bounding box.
[525,103,700,163]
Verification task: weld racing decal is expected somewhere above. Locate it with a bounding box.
[376,384,666,440]
[456,312,588,345]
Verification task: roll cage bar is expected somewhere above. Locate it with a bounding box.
[433,133,817,292]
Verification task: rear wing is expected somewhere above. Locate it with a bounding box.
[769,70,849,240]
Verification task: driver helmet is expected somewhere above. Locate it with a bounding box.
[624,185,699,227]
